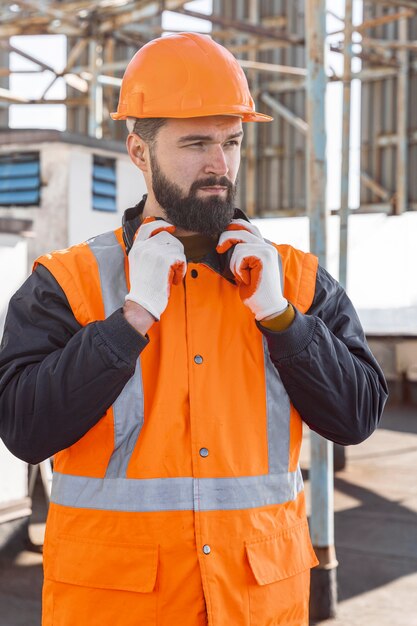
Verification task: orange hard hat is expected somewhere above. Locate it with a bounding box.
[111,32,272,123]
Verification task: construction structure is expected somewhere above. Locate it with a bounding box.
[1,0,417,621]
[1,1,416,218]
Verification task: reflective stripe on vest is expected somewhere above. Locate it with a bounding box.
[50,230,304,512]
[87,231,145,479]
[51,468,303,512]
[263,338,291,475]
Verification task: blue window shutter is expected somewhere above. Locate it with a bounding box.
[93,164,117,183]
[0,190,40,205]
[92,156,117,212]
[0,152,41,207]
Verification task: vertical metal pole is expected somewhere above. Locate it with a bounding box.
[88,40,97,138]
[339,0,353,290]
[103,36,115,140]
[88,41,103,139]
[306,1,327,265]
[305,0,338,620]
[245,0,258,217]
[396,13,409,215]
[0,46,9,128]
[335,0,353,474]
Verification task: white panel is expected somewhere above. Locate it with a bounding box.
[68,149,146,246]
[0,236,28,334]
[253,211,417,334]
[0,236,28,506]
[117,158,147,215]
[68,149,93,245]
[0,441,27,506]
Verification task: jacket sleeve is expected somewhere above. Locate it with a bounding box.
[0,265,148,464]
[259,265,388,445]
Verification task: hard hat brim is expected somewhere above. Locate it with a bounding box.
[111,110,273,122]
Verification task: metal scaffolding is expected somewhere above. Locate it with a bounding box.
[1,1,416,215]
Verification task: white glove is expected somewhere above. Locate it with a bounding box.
[216,219,287,321]
[126,218,186,320]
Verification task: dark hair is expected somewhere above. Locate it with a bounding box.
[132,118,167,145]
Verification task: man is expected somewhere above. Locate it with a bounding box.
[0,33,387,626]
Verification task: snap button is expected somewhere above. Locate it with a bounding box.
[194,355,203,364]
[203,544,211,555]
[199,447,209,458]
[191,269,198,278]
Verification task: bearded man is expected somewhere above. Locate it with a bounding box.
[0,33,387,626]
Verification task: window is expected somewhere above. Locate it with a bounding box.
[92,155,117,212]
[0,152,41,206]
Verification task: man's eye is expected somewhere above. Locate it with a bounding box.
[225,140,239,147]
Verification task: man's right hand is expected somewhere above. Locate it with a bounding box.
[124,218,187,328]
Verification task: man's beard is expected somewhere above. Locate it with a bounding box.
[150,152,236,237]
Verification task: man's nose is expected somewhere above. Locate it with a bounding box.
[204,146,229,176]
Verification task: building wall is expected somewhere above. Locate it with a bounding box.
[0,234,28,515]
[0,138,71,268]
[0,234,27,333]
[67,146,146,245]
[0,135,147,267]
[27,143,70,264]
[0,441,27,512]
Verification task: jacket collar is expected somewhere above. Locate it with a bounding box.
[122,195,251,283]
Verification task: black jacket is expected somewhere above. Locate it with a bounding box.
[0,203,388,464]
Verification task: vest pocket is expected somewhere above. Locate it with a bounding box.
[245,521,318,625]
[43,535,159,625]
[47,534,159,593]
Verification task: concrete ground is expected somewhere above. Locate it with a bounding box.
[311,403,417,626]
[0,403,416,626]
[0,476,46,626]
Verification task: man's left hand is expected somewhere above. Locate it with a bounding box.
[217,220,288,321]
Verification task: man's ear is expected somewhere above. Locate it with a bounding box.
[126,133,149,173]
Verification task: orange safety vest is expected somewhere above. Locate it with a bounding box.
[37,227,319,626]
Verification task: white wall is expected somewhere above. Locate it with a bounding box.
[0,235,28,333]
[27,143,70,265]
[0,441,27,508]
[0,235,28,508]
[253,211,417,335]
[68,148,147,245]
[117,158,148,215]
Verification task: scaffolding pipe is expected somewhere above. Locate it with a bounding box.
[335,0,354,483]
[396,14,409,214]
[339,0,353,292]
[305,0,338,620]
[244,0,258,218]
[88,41,103,139]
[0,48,9,127]
[260,92,308,135]
[373,0,417,10]
[306,1,328,264]
[178,6,304,44]
[360,171,392,201]
[239,59,307,76]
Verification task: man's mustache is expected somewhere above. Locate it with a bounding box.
[189,177,234,194]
